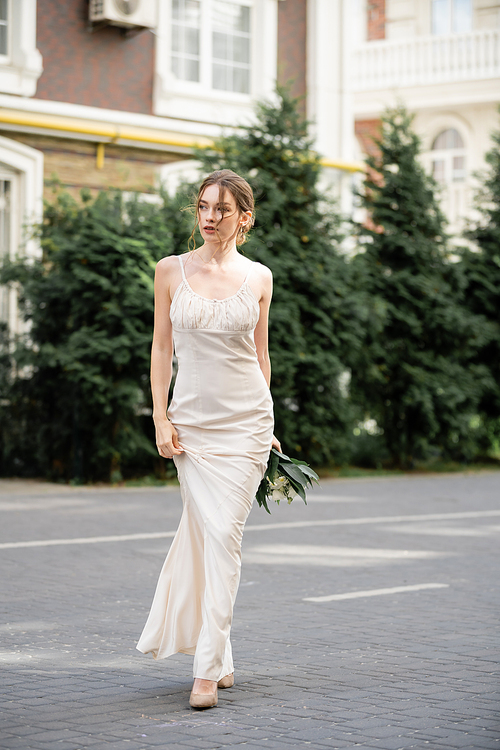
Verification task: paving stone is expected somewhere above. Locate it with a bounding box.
[1,473,499,749]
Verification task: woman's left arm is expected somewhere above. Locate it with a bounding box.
[254,265,281,452]
[254,265,272,387]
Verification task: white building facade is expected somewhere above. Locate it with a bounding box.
[0,0,499,330]
[349,0,500,234]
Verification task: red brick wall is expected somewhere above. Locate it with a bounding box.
[355,119,382,157]
[367,0,386,41]
[277,0,307,114]
[35,0,154,114]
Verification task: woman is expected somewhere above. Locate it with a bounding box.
[136,169,280,709]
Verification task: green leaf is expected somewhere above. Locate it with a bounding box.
[292,463,320,482]
[255,480,271,514]
[268,448,280,481]
[279,461,310,487]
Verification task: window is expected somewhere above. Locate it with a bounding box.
[0,178,11,322]
[154,0,277,123]
[430,127,468,230]
[172,0,201,83]
[169,0,251,94]
[212,1,251,94]
[431,128,466,184]
[0,0,8,57]
[0,0,43,96]
[432,0,472,35]
[0,136,43,333]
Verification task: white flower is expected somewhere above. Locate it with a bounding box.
[268,475,297,505]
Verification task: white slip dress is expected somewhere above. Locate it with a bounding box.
[136,254,274,681]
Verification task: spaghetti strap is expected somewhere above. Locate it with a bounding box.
[178,254,187,281]
[243,261,255,285]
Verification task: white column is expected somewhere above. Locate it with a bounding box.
[307,0,342,161]
[253,0,278,100]
[339,0,357,214]
[307,0,357,214]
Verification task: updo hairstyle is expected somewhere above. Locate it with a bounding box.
[188,169,255,251]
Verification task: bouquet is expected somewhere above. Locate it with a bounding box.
[256,448,320,514]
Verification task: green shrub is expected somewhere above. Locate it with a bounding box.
[193,88,365,465]
[0,189,174,481]
[461,115,500,450]
[351,105,493,467]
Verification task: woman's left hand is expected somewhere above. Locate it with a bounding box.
[271,434,282,452]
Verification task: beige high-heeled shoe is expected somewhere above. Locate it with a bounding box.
[189,687,218,709]
[217,673,234,689]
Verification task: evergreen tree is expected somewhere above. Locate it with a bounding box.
[352,105,492,467]
[0,189,174,481]
[193,89,366,465]
[462,118,500,447]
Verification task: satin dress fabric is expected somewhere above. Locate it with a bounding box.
[136,254,274,681]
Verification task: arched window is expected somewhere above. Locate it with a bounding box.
[431,128,466,184]
[430,127,468,229]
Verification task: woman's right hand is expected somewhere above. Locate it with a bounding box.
[154,418,183,459]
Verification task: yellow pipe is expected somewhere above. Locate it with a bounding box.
[0,110,208,150]
[322,158,365,173]
[1,110,116,138]
[96,142,105,169]
[0,109,365,173]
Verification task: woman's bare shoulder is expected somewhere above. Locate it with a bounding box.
[156,254,181,271]
[248,261,272,303]
[252,262,273,294]
[251,261,273,282]
[156,254,184,281]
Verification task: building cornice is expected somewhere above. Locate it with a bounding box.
[0,108,211,154]
[0,94,224,139]
[0,96,364,172]
[354,76,500,120]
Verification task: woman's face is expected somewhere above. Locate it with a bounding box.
[198,184,247,246]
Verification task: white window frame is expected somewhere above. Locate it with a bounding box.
[430,129,467,184]
[0,0,43,97]
[154,0,278,126]
[0,168,18,326]
[431,0,473,36]
[421,119,471,234]
[158,158,202,195]
[211,0,252,95]
[0,0,11,61]
[0,135,43,334]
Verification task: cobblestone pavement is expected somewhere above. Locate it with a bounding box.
[0,472,499,750]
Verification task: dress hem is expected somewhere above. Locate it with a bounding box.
[136,644,197,660]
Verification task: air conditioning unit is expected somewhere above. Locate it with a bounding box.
[89,0,157,29]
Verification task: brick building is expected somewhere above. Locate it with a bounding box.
[0,0,499,329]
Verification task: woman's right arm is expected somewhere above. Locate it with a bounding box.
[151,257,183,459]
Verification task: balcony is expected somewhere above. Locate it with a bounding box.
[352,29,500,92]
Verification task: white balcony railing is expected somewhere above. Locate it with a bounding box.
[352,29,500,92]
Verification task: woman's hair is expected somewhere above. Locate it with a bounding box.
[188,169,255,252]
